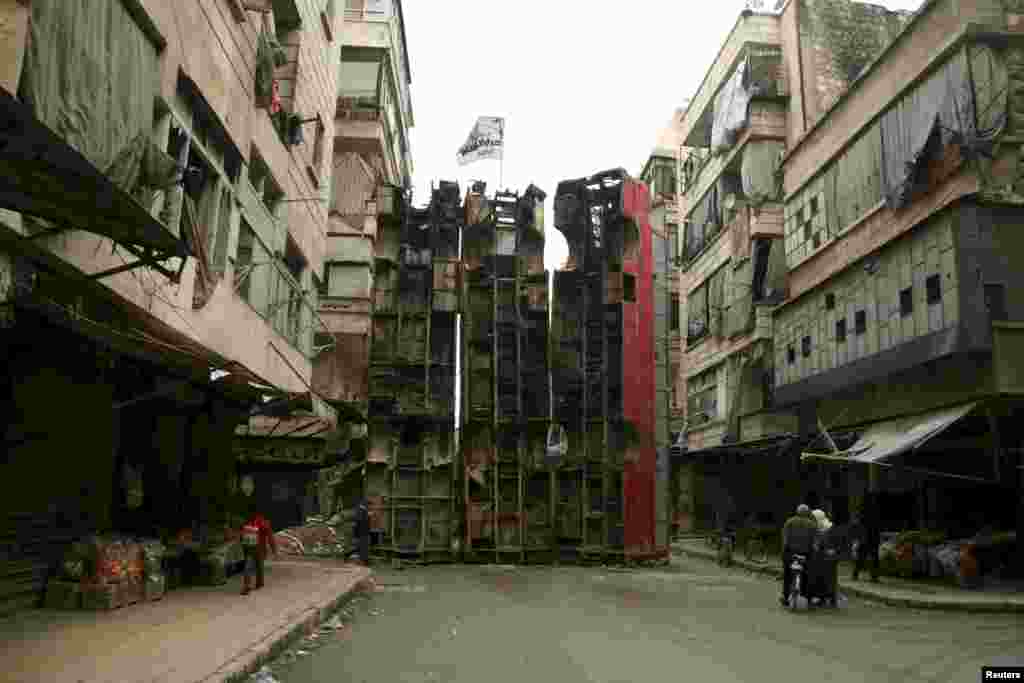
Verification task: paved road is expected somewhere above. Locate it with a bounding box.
[268,555,1024,683]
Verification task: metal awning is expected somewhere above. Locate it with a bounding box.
[678,433,798,460]
[816,401,979,464]
[0,87,190,280]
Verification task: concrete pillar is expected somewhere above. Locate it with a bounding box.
[0,0,30,96]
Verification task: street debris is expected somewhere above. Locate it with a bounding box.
[274,521,350,558]
[250,666,280,683]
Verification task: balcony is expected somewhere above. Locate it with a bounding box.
[679,15,782,149]
[344,0,393,22]
[681,99,786,218]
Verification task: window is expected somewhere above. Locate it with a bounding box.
[314,332,333,350]
[339,47,385,106]
[787,346,795,365]
[235,220,257,304]
[825,293,835,310]
[855,310,867,335]
[623,274,636,302]
[686,266,725,344]
[211,187,234,275]
[984,284,1007,321]
[926,274,942,305]
[314,273,328,298]
[249,150,284,217]
[308,116,326,187]
[687,282,709,343]
[670,293,680,332]
[686,367,719,426]
[835,318,847,343]
[668,225,679,264]
[802,336,812,358]
[899,287,914,317]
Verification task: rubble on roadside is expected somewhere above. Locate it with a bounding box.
[274,517,351,558]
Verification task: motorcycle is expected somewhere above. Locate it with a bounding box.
[787,553,808,609]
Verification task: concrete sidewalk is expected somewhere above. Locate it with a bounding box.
[0,558,372,683]
[673,539,1024,613]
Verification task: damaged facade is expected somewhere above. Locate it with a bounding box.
[361,183,459,561]
[672,0,1024,568]
[0,0,346,612]
[461,182,551,562]
[551,169,671,561]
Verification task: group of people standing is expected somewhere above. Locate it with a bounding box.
[780,497,881,607]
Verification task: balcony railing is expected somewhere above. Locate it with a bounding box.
[344,0,392,21]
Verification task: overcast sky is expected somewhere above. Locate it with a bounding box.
[402,0,923,271]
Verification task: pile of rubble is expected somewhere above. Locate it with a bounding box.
[274,516,351,558]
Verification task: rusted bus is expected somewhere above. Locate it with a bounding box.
[373,260,399,312]
[432,259,460,312]
[523,275,549,313]
[467,501,494,542]
[462,423,495,467]
[396,317,427,364]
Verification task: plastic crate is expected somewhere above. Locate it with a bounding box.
[81,583,121,610]
[44,581,82,610]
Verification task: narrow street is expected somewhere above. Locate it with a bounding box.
[266,557,1023,683]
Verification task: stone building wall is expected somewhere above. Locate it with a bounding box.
[799,0,912,126]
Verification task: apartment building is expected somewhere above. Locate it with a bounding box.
[313,0,414,426]
[774,0,1024,538]
[640,110,685,435]
[0,0,343,610]
[672,8,797,531]
[672,0,1024,546]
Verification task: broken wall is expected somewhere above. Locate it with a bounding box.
[798,0,912,127]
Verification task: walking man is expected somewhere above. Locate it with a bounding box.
[780,504,817,607]
[852,493,881,582]
[240,511,278,595]
[353,497,371,566]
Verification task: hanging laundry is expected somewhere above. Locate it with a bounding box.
[270,80,283,115]
[256,32,276,99]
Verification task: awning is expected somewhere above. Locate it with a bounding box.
[0,88,191,278]
[834,401,979,464]
[8,277,304,412]
[676,433,798,460]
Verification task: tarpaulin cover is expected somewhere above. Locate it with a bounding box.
[825,123,884,235]
[880,50,975,209]
[741,140,785,203]
[711,58,752,155]
[684,182,720,259]
[968,44,1008,138]
[21,0,160,197]
[845,401,978,463]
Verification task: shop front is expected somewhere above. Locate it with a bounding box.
[802,397,1024,583]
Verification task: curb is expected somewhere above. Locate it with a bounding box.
[673,544,1024,614]
[212,570,374,683]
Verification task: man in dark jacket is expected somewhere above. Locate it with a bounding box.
[851,494,881,582]
[353,497,370,566]
[780,504,817,606]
